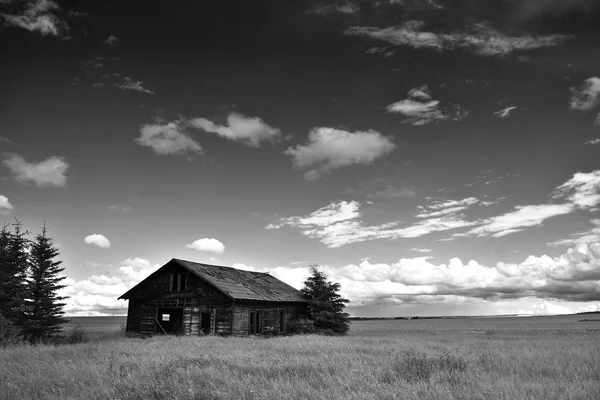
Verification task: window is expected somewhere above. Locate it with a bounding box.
[161,314,170,322]
[169,272,187,292]
[249,312,262,335]
[179,273,186,291]
[279,311,285,333]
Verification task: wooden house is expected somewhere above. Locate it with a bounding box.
[118,258,308,336]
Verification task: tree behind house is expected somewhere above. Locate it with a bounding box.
[23,226,67,342]
[301,265,350,335]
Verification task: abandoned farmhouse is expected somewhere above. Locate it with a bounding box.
[119,258,308,336]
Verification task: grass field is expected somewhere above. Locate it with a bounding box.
[1,314,599,400]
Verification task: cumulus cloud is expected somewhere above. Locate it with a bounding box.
[84,234,111,249]
[386,85,468,125]
[270,241,600,313]
[267,200,475,247]
[570,77,600,126]
[60,258,160,315]
[2,154,68,187]
[185,238,225,254]
[585,138,600,145]
[230,262,256,271]
[494,106,518,118]
[190,112,281,147]
[0,195,14,215]
[345,20,571,57]
[1,0,67,36]
[285,127,396,180]
[570,77,600,111]
[134,121,203,156]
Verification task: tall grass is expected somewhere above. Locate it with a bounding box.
[1,315,599,400]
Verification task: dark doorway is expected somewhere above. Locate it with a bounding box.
[200,312,211,334]
[157,308,183,334]
[249,311,262,335]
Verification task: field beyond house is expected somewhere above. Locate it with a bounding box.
[1,315,599,400]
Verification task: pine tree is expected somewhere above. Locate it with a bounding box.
[0,220,29,331]
[301,265,350,335]
[23,225,67,342]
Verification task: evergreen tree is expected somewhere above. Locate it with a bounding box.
[0,220,29,331]
[23,225,67,342]
[301,265,350,335]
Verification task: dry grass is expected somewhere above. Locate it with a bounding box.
[1,315,599,400]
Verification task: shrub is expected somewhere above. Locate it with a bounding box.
[262,326,280,337]
[287,317,315,334]
[63,325,90,344]
[0,312,20,347]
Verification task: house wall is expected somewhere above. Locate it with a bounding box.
[232,302,306,335]
[126,298,306,336]
[123,263,307,336]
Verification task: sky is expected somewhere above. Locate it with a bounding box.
[1,0,600,317]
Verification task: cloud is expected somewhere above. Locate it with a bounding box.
[230,262,256,271]
[84,234,111,249]
[284,127,396,180]
[345,20,571,57]
[270,241,600,313]
[2,154,68,187]
[74,57,153,94]
[308,2,358,16]
[494,106,518,118]
[267,200,476,247]
[367,185,417,199]
[570,77,600,126]
[0,195,14,215]
[386,85,468,125]
[456,170,600,238]
[60,258,160,316]
[549,219,600,247]
[134,121,203,156]
[114,77,154,94]
[121,257,154,270]
[416,197,481,218]
[464,204,575,238]
[1,0,67,36]
[108,205,132,213]
[190,112,281,147]
[585,138,600,145]
[570,77,600,111]
[553,170,600,210]
[410,248,432,253]
[185,238,225,254]
[103,35,120,46]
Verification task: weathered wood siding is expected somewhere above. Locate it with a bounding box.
[125,300,157,335]
[232,302,306,335]
[124,265,223,301]
[123,264,307,336]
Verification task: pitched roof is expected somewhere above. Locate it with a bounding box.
[119,258,308,303]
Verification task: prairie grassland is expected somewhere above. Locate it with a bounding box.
[1,315,599,400]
